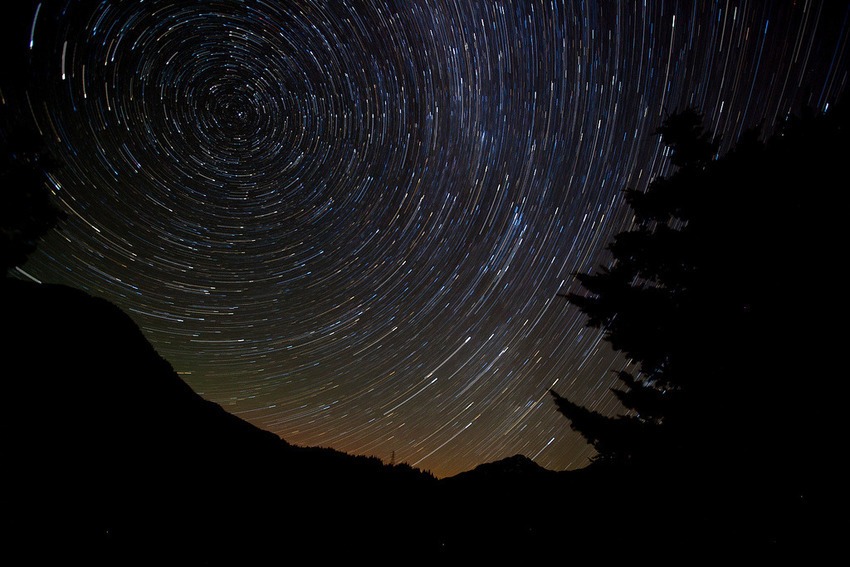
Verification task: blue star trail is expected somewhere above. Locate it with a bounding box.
[17,0,849,477]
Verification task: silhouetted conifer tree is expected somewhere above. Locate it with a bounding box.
[0,110,65,275]
[0,2,66,276]
[552,101,847,548]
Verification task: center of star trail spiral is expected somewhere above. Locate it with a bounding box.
[19,0,849,477]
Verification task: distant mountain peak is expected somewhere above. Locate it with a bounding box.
[445,454,553,482]
[473,454,549,475]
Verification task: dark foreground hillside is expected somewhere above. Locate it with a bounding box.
[2,279,829,564]
[2,279,576,563]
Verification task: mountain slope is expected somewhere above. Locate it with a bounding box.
[3,279,441,563]
[4,278,652,564]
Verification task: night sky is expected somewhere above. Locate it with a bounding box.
[9,0,848,478]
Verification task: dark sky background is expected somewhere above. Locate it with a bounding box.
[5,0,848,478]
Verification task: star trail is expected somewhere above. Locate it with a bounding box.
[12,0,849,478]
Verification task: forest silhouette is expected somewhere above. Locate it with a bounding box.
[2,87,844,561]
[552,102,846,557]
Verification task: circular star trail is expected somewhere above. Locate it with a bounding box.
[15,0,850,477]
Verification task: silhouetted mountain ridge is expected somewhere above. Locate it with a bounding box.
[4,279,581,564]
[7,279,806,563]
[451,453,553,479]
